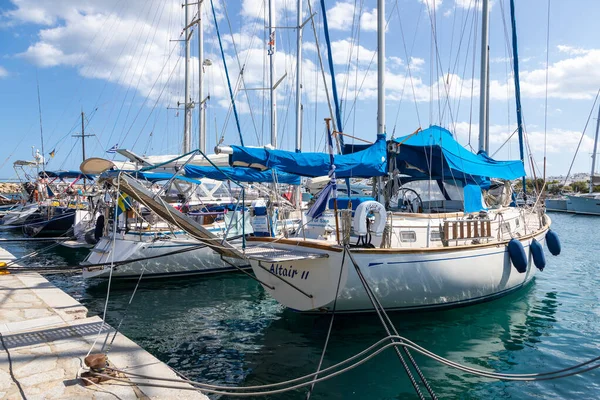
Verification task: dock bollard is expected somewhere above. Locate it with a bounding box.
[0,262,9,275]
[81,353,118,385]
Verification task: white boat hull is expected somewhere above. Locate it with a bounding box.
[82,235,250,279]
[248,229,547,313]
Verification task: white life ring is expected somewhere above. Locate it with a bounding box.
[353,201,387,237]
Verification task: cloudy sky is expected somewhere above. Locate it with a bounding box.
[0,0,598,179]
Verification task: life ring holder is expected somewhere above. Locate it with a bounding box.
[353,201,387,237]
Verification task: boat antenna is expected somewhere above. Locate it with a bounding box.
[35,69,46,178]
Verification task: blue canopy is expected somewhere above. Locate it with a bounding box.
[228,134,388,178]
[392,126,525,188]
[40,170,95,180]
[184,165,301,185]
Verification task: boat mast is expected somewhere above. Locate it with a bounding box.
[509,0,528,195]
[183,0,193,153]
[375,0,385,203]
[198,1,206,153]
[377,0,385,138]
[294,0,303,208]
[478,0,490,153]
[268,0,277,148]
[590,105,600,193]
[72,111,94,190]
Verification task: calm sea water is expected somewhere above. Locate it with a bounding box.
[4,212,600,399]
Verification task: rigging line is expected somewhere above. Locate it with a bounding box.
[43,0,125,146]
[342,2,396,131]
[116,0,169,150]
[423,0,457,128]
[307,0,337,135]
[395,0,424,127]
[305,248,347,400]
[346,251,429,399]
[221,0,262,144]
[86,173,122,359]
[390,0,422,137]
[351,0,365,138]
[209,0,244,146]
[543,0,551,182]
[121,41,182,151]
[562,89,600,187]
[98,0,160,153]
[467,0,479,149]
[439,0,476,126]
[449,0,477,132]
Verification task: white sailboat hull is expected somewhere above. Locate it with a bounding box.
[82,235,250,279]
[248,229,547,313]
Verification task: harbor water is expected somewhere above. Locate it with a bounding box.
[3,212,599,399]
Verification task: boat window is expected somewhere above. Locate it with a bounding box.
[501,222,511,233]
[430,230,441,241]
[400,231,417,242]
[515,219,520,227]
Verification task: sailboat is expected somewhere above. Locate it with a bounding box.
[564,103,600,215]
[210,0,560,313]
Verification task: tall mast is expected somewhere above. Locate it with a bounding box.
[478,0,490,153]
[183,0,193,153]
[591,105,600,193]
[509,0,527,195]
[294,0,303,209]
[295,0,302,154]
[268,0,277,148]
[198,1,206,153]
[377,0,385,137]
[73,111,93,189]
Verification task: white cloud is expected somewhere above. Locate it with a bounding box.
[557,45,589,56]
[0,66,8,78]
[326,1,378,32]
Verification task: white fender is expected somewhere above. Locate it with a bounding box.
[353,201,387,236]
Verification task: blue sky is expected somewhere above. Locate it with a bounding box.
[0,0,599,180]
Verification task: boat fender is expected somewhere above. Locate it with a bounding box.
[353,201,387,236]
[545,230,561,256]
[530,238,546,271]
[508,238,528,273]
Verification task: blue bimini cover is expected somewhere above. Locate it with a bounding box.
[40,170,95,180]
[184,166,301,185]
[393,126,525,188]
[228,134,388,178]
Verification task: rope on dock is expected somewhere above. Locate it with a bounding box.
[85,334,600,396]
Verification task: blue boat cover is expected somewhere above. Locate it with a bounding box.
[184,165,301,185]
[393,126,525,188]
[228,134,387,178]
[40,170,95,180]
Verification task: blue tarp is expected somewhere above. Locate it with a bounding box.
[393,126,525,188]
[228,134,388,178]
[184,165,301,185]
[40,170,95,180]
[463,184,488,213]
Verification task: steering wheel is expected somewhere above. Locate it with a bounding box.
[394,188,423,213]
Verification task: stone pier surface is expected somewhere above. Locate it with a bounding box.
[0,248,208,399]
